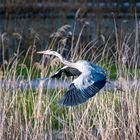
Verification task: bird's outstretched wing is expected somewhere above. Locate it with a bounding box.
[50,66,81,78]
[59,77,106,106]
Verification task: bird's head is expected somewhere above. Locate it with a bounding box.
[37,50,65,63]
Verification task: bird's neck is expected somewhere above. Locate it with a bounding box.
[53,51,76,68]
[63,59,76,68]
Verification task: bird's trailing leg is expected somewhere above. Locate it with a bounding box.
[106,80,125,92]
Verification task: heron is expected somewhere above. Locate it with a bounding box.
[37,50,106,106]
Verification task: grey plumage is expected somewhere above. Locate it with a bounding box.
[37,50,106,106]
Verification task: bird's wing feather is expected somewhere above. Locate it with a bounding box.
[50,66,81,78]
[50,69,63,78]
[63,66,81,76]
[59,76,106,106]
[58,83,87,106]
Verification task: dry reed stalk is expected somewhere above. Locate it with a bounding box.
[0,82,3,139]
[0,14,140,139]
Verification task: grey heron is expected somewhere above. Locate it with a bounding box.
[37,50,106,106]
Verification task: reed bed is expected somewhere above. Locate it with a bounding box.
[0,13,140,140]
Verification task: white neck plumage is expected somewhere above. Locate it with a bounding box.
[51,51,76,68]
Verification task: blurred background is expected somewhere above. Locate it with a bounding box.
[0,0,140,66]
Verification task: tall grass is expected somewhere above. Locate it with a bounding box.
[0,16,140,140]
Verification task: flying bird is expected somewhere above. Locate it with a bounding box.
[37,50,106,106]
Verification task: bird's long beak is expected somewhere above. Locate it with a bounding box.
[37,51,46,54]
[37,50,50,55]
